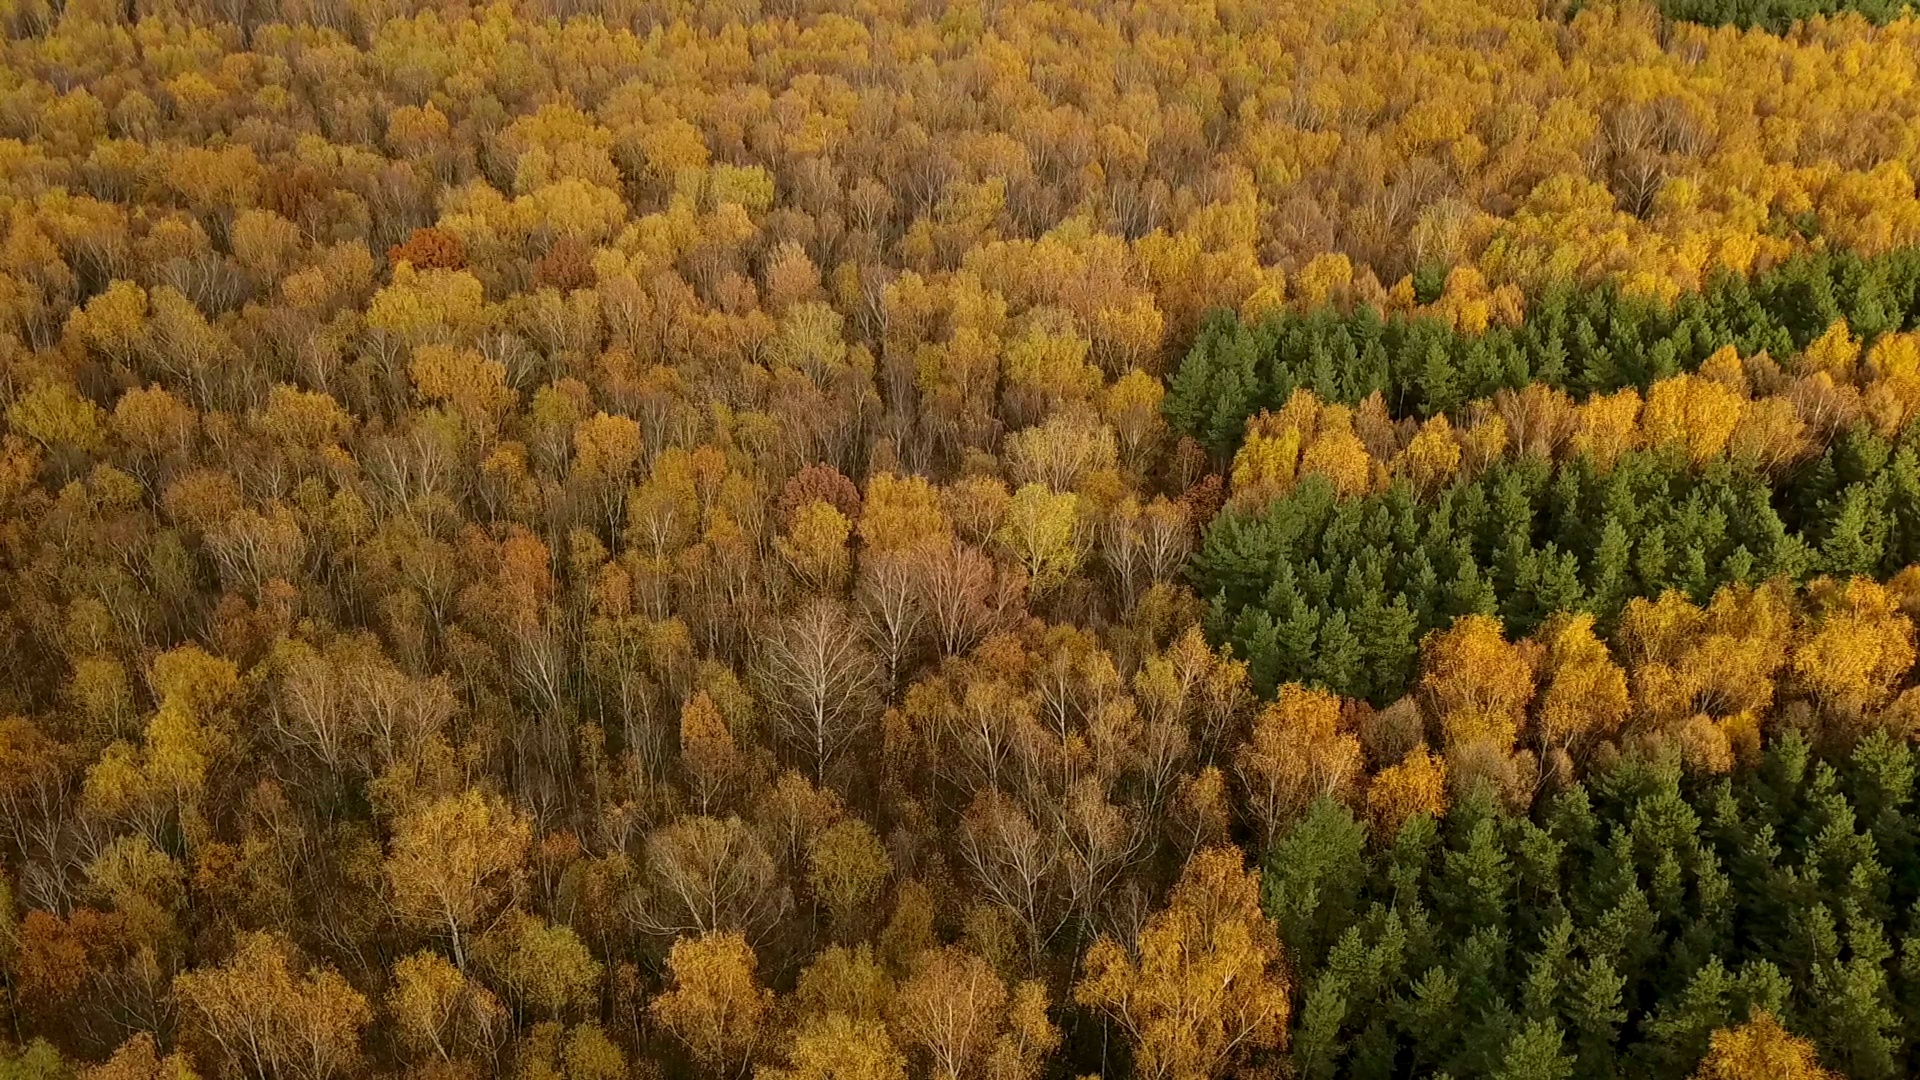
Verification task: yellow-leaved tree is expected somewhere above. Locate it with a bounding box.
[383,789,532,971]
[1531,612,1629,767]
[1366,747,1450,837]
[758,1014,906,1080]
[1691,1010,1837,1080]
[1074,847,1290,1080]
[650,931,774,1080]
[173,932,371,1080]
[1233,683,1363,846]
[1791,577,1916,728]
[1420,614,1536,754]
[890,946,1058,1080]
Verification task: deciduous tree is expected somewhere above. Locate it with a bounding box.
[650,931,773,1080]
[173,932,371,1080]
[1074,848,1289,1080]
[384,791,532,970]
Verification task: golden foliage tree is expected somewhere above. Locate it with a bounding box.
[1233,684,1363,845]
[650,931,774,1080]
[173,932,371,1080]
[384,790,532,971]
[1691,1010,1838,1080]
[1074,848,1289,1080]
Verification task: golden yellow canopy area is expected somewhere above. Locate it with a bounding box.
[3,0,1920,367]
[6,0,1920,1078]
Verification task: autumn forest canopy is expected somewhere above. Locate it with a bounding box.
[7,0,1920,1077]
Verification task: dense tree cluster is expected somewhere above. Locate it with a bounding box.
[2,0,1920,1075]
[1165,250,1920,459]
[1661,0,1915,33]
[1196,426,1920,702]
[1273,730,1920,1079]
